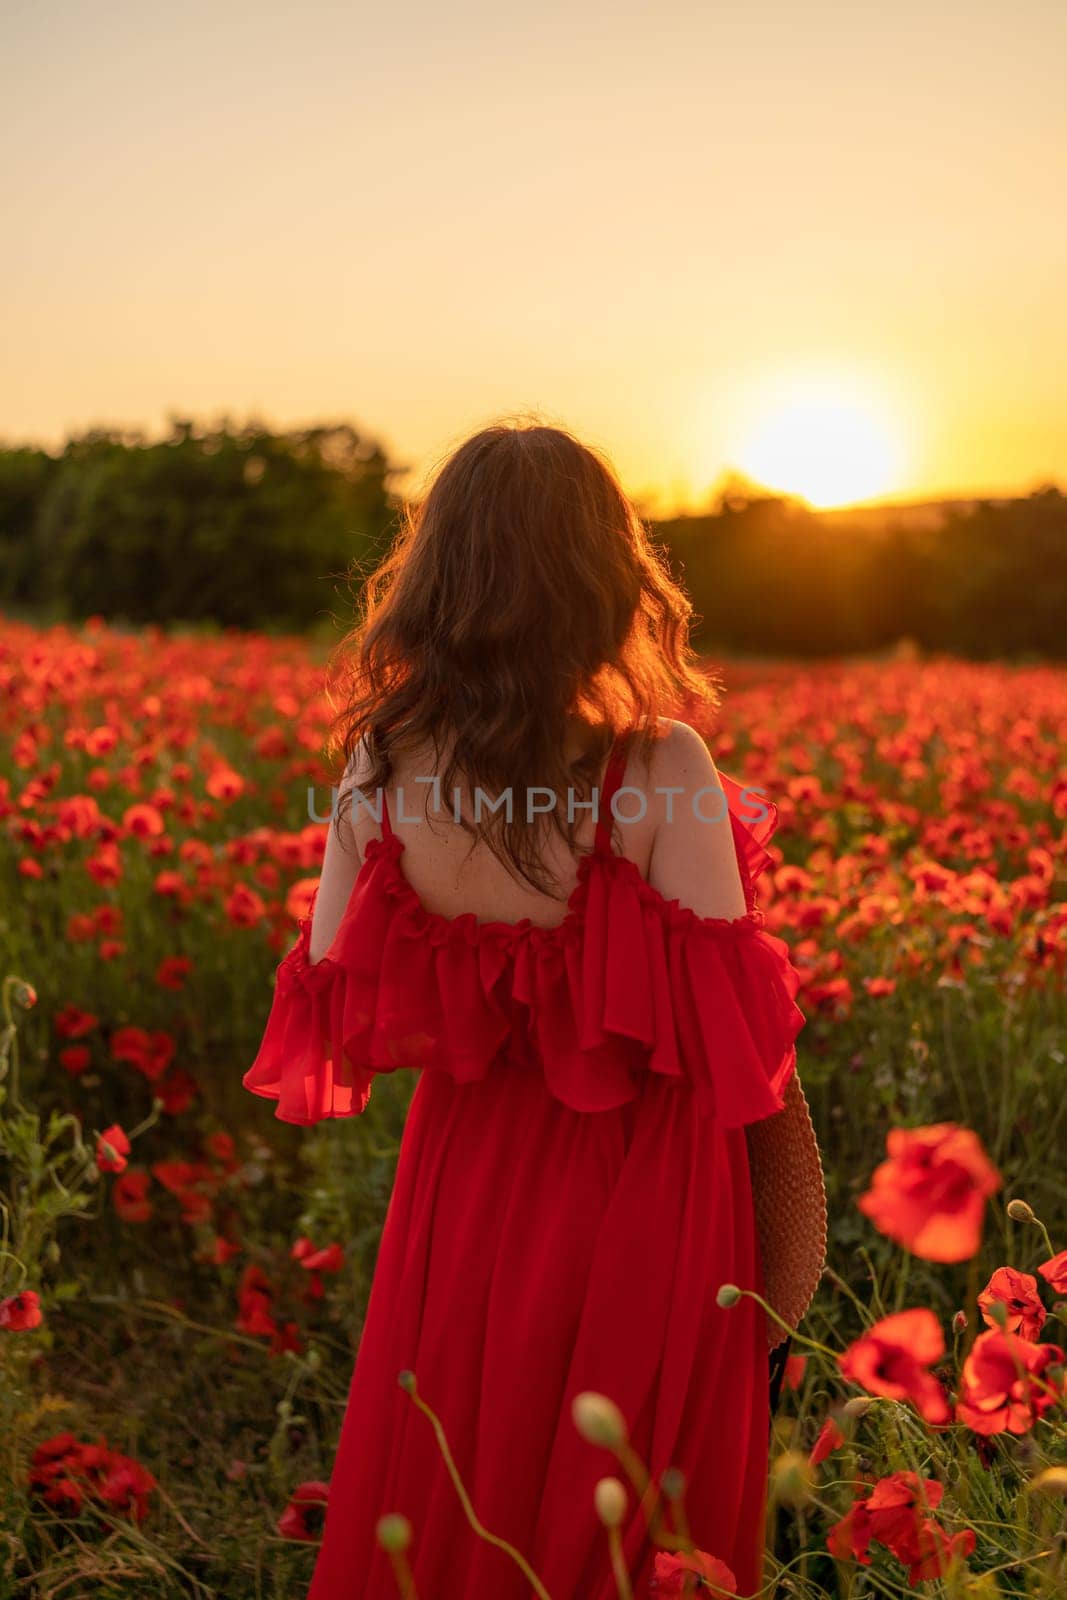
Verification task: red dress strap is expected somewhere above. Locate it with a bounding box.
[379,784,394,839]
[594,730,631,856]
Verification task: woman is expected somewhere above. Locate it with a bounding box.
[244,422,821,1598]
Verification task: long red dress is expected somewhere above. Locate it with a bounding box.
[243,733,805,1598]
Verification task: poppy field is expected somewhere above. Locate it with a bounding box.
[1,615,1065,1599]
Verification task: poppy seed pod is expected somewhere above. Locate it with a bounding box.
[572,1392,628,1448]
[594,1477,627,1527]
[1027,1468,1067,1497]
[770,1450,816,1507]
[375,1514,412,1552]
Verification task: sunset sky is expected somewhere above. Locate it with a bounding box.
[5,0,1065,515]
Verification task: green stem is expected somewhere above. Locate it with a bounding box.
[1034,1220,1058,1262]
[399,1373,553,1600]
[606,1525,633,1600]
[727,1287,839,1359]
[125,1097,164,1142]
[386,1551,420,1600]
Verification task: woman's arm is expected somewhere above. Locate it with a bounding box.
[308,748,369,964]
[646,720,749,922]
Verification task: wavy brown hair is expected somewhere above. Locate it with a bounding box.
[324,417,719,896]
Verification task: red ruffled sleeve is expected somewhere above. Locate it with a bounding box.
[562,771,804,1124]
[242,909,375,1125]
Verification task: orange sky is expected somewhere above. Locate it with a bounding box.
[4,1,1065,516]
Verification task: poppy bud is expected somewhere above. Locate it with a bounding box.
[376,1513,412,1552]
[593,1477,627,1527]
[770,1450,815,1507]
[1027,1467,1067,1497]
[660,1467,687,1501]
[952,1310,968,1333]
[1007,1199,1036,1222]
[842,1396,874,1419]
[396,1370,416,1394]
[572,1392,627,1448]
[716,1283,741,1308]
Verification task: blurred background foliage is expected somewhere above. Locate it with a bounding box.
[1,416,1063,658]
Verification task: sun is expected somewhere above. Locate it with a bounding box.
[729,369,907,509]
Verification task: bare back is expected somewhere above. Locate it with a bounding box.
[309,716,747,963]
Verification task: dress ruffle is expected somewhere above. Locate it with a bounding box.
[242,772,804,1128]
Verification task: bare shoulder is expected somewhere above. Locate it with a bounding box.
[639,717,748,921]
[642,717,723,794]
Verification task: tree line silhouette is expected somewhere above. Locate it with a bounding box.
[0,418,1062,657]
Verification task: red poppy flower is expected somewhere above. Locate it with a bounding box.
[270,1320,304,1358]
[28,1431,157,1523]
[857,1123,1001,1262]
[906,1519,976,1585]
[809,1417,845,1466]
[291,1238,346,1274]
[839,1309,950,1424]
[97,1453,158,1521]
[153,870,186,898]
[226,883,267,927]
[86,843,122,886]
[123,803,165,837]
[200,1234,242,1266]
[956,1328,1065,1435]
[827,1500,872,1565]
[54,1005,98,1039]
[236,1265,278,1339]
[95,1124,131,1174]
[650,1549,738,1595]
[156,1066,200,1114]
[828,1472,972,1587]
[110,1026,176,1082]
[205,1130,238,1167]
[278,1480,330,1540]
[782,1354,807,1391]
[154,1157,219,1217]
[113,1169,153,1223]
[864,1472,943,1552]
[285,876,321,923]
[40,1475,85,1514]
[0,1289,43,1330]
[155,955,194,990]
[206,766,245,801]
[977,1267,1046,1340]
[58,1045,92,1076]
[1038,1251,1067,1296]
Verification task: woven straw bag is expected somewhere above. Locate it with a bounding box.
[745,1070,827,1349]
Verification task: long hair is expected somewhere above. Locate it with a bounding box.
[324,417,718,896]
